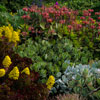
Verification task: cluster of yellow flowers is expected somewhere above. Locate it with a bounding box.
[8,66,19,80]
[0,24,20,44]
[46,75,55,90]
[0,69,6,77]
[21,67,30,75]
[10,12,17,16]
[76,20,82,24]
[0,55,31,80]
[2,55,12,68]
[0,55,12,77]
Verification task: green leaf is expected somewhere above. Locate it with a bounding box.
[56,72,62,78]
[40,22,45,30]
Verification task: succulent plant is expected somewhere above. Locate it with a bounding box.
[51,62,100,99]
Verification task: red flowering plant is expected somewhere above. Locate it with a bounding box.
[21,5,100,58]
[21,4,78,39]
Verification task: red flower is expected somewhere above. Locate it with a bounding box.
[98,22,100,26]
[78,24,82,28]
[95,12,100,15]
[97,26,100,29]
[21,15,27,19]
[91,20,95,24]
[82,21,89,25]
[83,10,90,16]
[90,25,95,29]
[47,18,52,23]
[22,32,27,36]
[68,12,71,15]
[60,11,64,16]
[68,25,73,30]
[88,9,94,12]
[28,27,34,31]
[26,15,31,19]
[59,20,66,24]
[88,17,93,21]
[80,16,85,20]
[28,8,35,12]
[23,7,28,12]
[31,30,35,33]
[98,17,100,20]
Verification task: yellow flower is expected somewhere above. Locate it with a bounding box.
[8,66,19,80]
[46,75,55,90]
[0,32,2,38]
[0,69,6,77]
[21,67,30,75]
[4,26,12,42]
[0,28,3,38]
[0,24,20,44]
[10,12,17,16]
[17,29,21,34]
[2,55,12,68]
[10,12,14,16]
[11,31,20,43]
[76,20,82,24]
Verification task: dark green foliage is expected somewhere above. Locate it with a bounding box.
[43,0,99,11]
[64,0,99,10]
[14,37,93,83]
[0,5,7,12]
[0,0,33,12]
[91,1,100,12]
[0,11,24,28]
[0,12,10,26]
[91,1,100,19]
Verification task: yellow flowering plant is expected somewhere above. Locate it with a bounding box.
[0,69,6,77]
[0,24,20,45]
[21,67,30,75]
[8,66,19,80]
[2,55,12,68]
[0,52,49,99]
[46,75,55,90]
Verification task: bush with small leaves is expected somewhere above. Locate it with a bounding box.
[14,37,93,83]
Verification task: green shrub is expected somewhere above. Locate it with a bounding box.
[0,5,7,12]
[14,37,93,83]
[64,0,99,10]
[0,11,24,28]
